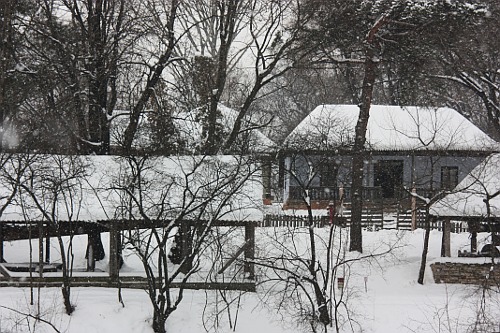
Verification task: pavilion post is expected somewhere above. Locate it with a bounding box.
[244,223,255,280]
[179,221,193,274]
[441,217,451,257]
[109,221,119,280]
[39,220,44,275]
[45,225,51,263]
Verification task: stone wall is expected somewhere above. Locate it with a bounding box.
[431,262,500,285]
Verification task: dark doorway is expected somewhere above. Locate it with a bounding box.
[374,160,403,198]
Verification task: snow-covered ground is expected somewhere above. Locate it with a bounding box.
[0,228,498,333]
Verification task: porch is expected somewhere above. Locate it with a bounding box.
[287,185,436,205]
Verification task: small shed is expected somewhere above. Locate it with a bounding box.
[430,153,500,255]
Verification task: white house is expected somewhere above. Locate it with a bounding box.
[280,104,499,210]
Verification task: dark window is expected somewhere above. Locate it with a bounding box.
[278,158,285,189]
[374,160,404,198]
[441,166,458,190]
[320,161,339,187]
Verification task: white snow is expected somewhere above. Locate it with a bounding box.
[284,105,499,152]
[0,154,265,223]
[0,229,498,333]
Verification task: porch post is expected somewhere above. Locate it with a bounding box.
[469,220,478,253]
[441,217,451,257]
[262,156,272,203]
[410,154,416,231]
[471,232,477,253]
[411,186,417,231]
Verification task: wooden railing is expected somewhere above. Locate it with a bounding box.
[288,186,382,201]
[288,186,440,202]
[262,212,383,229]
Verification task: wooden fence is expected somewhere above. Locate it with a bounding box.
[261,215,330,228]
[262,211,384,230]
[262,211,469,233]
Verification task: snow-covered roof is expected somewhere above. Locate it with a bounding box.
[430,153,500,218]
[284,105,499,152]
[0,154,264,223]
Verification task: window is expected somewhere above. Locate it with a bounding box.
[320,161,339,187]
[441,166,458,190]
[374,160,404,198]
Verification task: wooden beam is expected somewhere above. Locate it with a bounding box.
[0,276,256,292]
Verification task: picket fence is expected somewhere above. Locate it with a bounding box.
[262,210,469,233]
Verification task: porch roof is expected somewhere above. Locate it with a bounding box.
[283,105,499,153]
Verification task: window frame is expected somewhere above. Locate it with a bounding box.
[441,166,459,190]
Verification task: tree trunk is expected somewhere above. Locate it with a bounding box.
[349,54,377,253]
[152,311,167,333]
[55,228,74,314]
[0,0,14,151]
[348,15,389,252]
[418,212,432,284]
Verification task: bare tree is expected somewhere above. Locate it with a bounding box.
[16,154,89,315]
[0,153,38,262]
[163,0,309,154]
[428,0,500,141]
[0,1,30,150]
[16,0,136,153]
[259,151,403,332]
[105,154,260,333]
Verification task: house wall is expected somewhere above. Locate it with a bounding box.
[284,153,485,202]
[368,155,483,189]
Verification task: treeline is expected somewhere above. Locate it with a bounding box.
[0,0,498,155]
